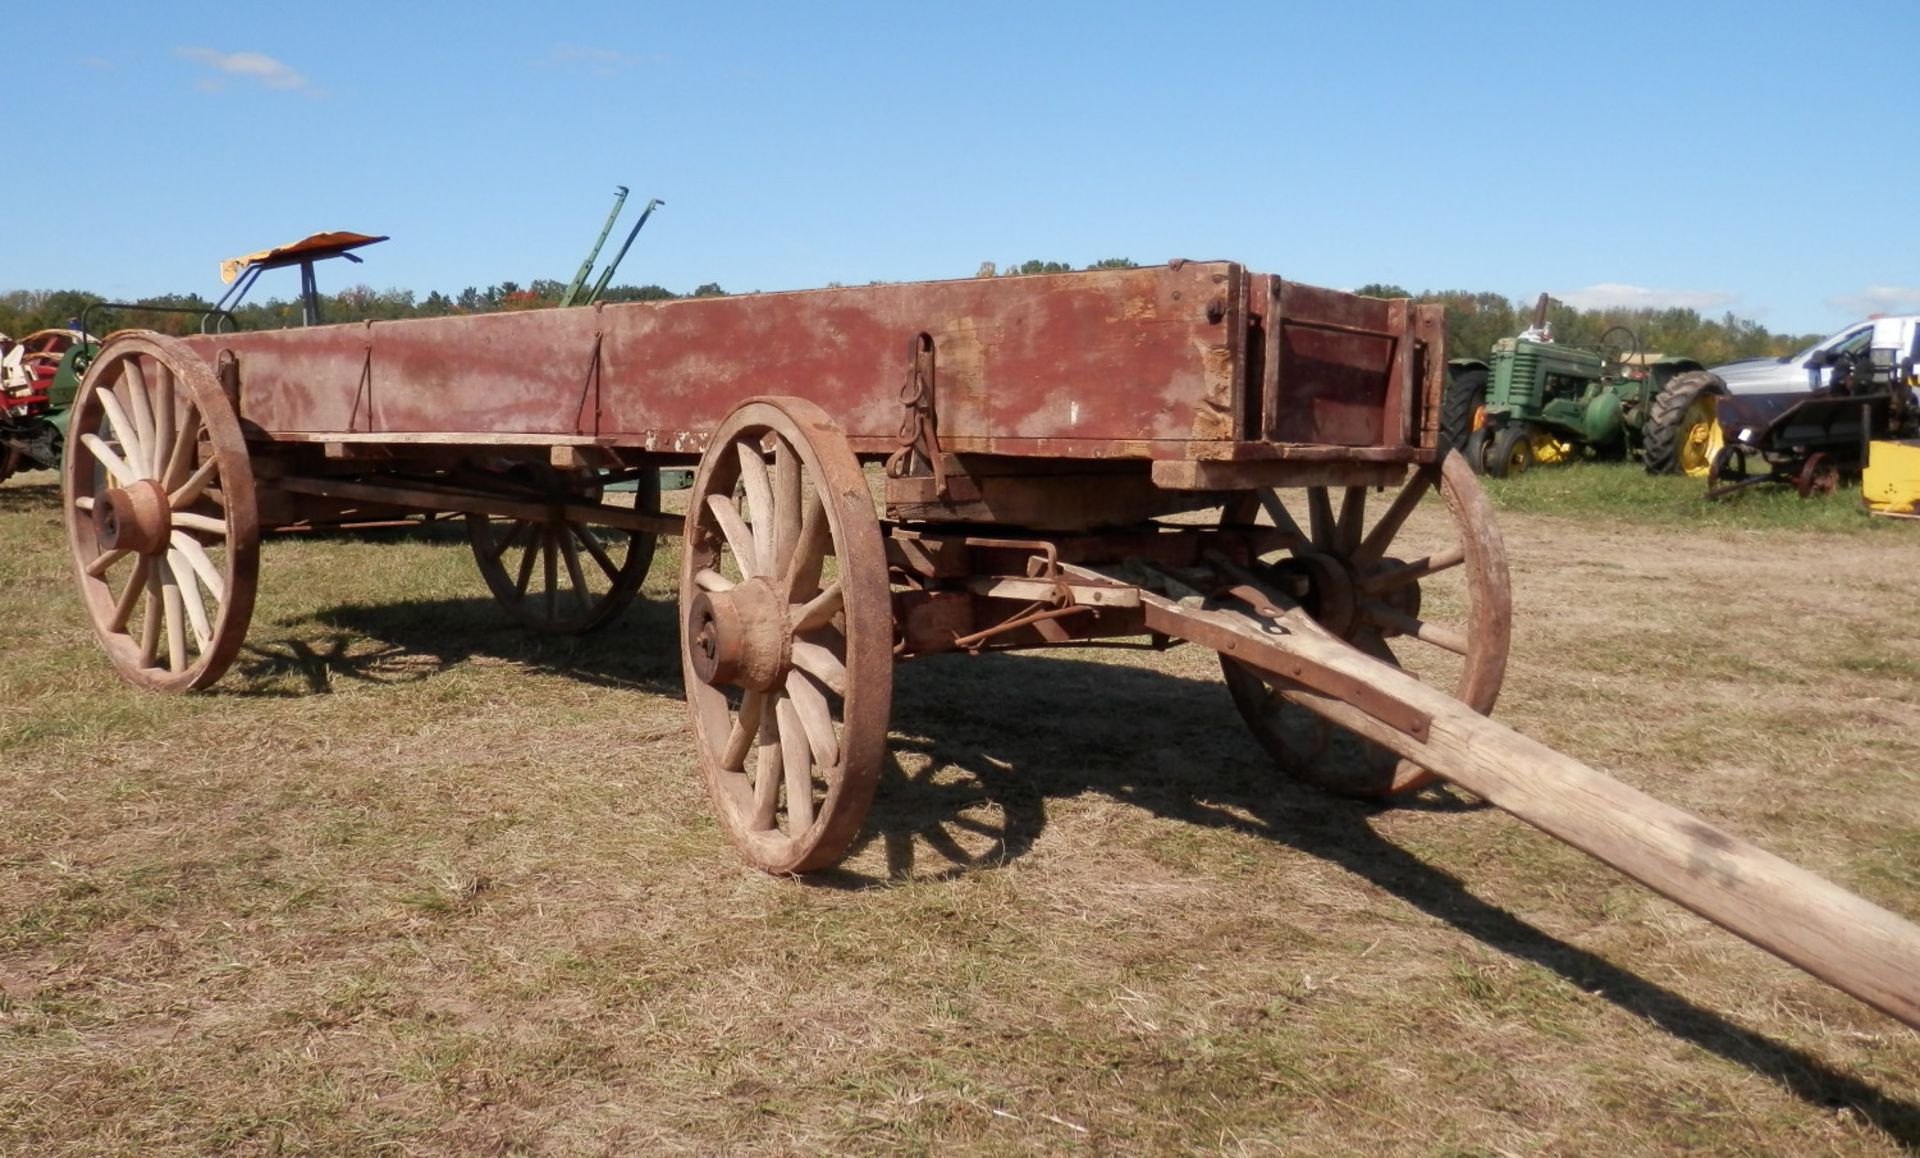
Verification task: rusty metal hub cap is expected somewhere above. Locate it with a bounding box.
[686,576,791,691]
[92,479,172,556]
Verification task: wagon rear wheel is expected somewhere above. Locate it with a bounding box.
[1220,452,1510,797]
[466,466,660,634]
[62,332,258,693]
[680,396,893,873]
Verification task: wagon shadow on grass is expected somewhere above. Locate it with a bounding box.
[230,593,687,698]
[230,595,1917,1141]
[857,650,1920,1146]
[0,478,62,514]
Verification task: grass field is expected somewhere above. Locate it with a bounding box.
[2,463,1917,1155]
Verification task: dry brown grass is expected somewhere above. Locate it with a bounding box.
[2,468,1918,1156]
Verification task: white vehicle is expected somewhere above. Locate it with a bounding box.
[1713,315,1920,395]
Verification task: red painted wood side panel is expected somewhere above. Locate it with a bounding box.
[185,264,1246,449]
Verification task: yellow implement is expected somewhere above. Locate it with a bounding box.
[1863,439,1920,517]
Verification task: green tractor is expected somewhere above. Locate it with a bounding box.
[1441,294,1716,477]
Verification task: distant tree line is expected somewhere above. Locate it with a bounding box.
[1,265,1821,370]
[1353,284,1822,366]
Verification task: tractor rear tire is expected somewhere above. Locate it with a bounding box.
[1440,366,1487,456]
[1644,371,1727,477]
[1485,425,1533,478]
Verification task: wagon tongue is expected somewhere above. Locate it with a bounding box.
[1068,559,1920,1031]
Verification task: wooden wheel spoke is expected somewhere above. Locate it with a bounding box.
[150,365,176,477]
[168,457,220,510]
[790,640,846,696]
[734,440,776,577]
[97,387,149,479]
[109,556,154,633]
[559,526,593,612]
[574,525,623,581]
[693,567,735,593]
[1258,490,1304,538]
[542,529,560,620]
[1362,599,1468,656]
[706,492,761,577]
[783,491,829,601]
[86,547,129,579]
[169,531,228,602]
[1360,544,1466,594]
[162,407,201,491]
[723,690,770,773]
[160,560,188,672]
[487,520,528,561]
[137,568,163,668]
[123,365,158,472]
[791,581,843,634]
[513,532,540,596]
[776,698,815,834]
[772,435,801,573]
[784,668,841,768]
[80,432,138,487]
[1307,487,1335,551]
[170,510,228,537]
[170,550,213,652]
[750,703,783,830]
[1354,468,1435,565]
[1335,486,1367,556]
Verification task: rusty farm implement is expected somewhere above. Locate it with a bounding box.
[56,262,1920,1032]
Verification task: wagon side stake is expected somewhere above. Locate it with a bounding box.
[1078,560,1920,1030]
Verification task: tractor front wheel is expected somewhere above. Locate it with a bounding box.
[1485,425,1534,478]
[1461,425,1492,475]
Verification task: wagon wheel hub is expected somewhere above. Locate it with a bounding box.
[687,576,791,692]
[92,479,173,556]
[1280,550,1360,638]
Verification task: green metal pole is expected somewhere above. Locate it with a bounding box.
[587,198,664,305]
[560,186,629,309]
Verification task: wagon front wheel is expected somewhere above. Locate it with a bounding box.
[1220,452,1511,797]
[680,396,893,873]
[62,332,259,693]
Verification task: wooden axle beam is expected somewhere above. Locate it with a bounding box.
[272,476,681,536]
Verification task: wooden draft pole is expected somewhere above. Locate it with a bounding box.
[1080,566,1920,1030]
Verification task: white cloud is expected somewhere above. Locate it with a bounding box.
[1830,286,1920,318]
[176,47,314,93]
[1556,283,1740,312]
[536,45,662,76]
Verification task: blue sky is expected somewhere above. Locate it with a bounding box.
[8,0,1917,334]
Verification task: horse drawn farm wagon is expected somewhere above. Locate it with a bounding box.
[54,261,1920,1030]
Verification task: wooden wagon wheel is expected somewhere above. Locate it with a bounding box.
[62,332,259,693]
[1220,451,1510,797]
[466,466,660,633]
[680,396,893,873]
